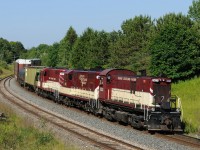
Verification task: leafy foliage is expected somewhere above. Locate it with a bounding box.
[188,0,200,22]
[70,28,110,69]
[47,43,59,67]
[108,15,153,73]
[0,38,26,63]
[58,26,77,67]
[150,13,200,81]
[1,3,200,82]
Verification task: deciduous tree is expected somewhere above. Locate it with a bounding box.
[108,15,153,73]
[150,13,200,80]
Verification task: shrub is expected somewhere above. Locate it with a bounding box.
[0,61,8,69]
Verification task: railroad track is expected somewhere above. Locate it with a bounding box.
[2,76,200,149]
[165,134,200,148]
[0,76,145,150]
[152,130,200,149]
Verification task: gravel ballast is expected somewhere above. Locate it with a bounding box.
[6,78,195,150]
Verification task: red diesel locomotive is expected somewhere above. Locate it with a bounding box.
[36,67,67,100]
[14,59,183,132]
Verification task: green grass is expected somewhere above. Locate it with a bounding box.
[172,77,200,133]
[0,62,13,78]
[0,103,77,150]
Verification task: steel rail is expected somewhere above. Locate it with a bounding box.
[0,76,145,150]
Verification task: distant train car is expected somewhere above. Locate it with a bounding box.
[14,59,41,85]
[24,66,45,91]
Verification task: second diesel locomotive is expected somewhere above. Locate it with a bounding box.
[15,59,183,132]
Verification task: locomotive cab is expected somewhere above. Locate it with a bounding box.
[151,78,171,110]
[147,78,182,132]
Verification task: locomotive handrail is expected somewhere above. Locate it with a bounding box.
[177,96,183,121]
[170,95,183,121]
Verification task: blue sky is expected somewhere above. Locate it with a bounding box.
[0,0,193,49]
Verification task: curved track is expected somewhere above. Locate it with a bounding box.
[163,134,200,148]
[1,76,200,149]
[0,76,144,150]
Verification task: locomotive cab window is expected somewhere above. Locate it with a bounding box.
[64,74,67,82]
[106,74,111,83]
[68,74,73,80]
[43,71,47,76]
[130,81,136,94]
[99,77,103,85]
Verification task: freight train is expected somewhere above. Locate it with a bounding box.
[14,59,183,132]
[14,59,41,86]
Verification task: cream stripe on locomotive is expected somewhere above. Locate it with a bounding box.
[38,80,154,107]
[37,80,98,100]
[59,86,96,100]
[111,88,154,107]
[41,81,61,91]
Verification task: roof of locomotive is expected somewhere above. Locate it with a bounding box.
[63,69,101,74]
[134,76,172,83]
[42,67,67,71]
[99,68,135,76]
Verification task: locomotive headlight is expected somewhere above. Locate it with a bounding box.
[166,79,171,83]
[151,107,155,111]
[96,75,100,79]
[152,79,159,82]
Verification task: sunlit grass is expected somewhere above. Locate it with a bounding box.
[0,63,13,78]
[0,102,76,150]
[172,77,200,133]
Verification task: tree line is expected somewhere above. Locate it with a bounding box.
[1,0,200,81]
